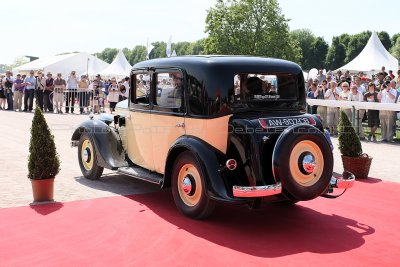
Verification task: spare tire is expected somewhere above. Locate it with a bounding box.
[272,124,333,201]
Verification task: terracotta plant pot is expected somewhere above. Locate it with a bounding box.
[341,154,372,179]
[31,178,55,202]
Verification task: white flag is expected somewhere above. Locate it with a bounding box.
[166,36,172,57]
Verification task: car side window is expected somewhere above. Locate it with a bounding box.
[154,72,183,109]
[134,73,151,105]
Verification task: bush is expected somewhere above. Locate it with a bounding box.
[28,107,60,179]
[338,110,362,157]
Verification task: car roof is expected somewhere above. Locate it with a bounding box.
[132,55,302,75]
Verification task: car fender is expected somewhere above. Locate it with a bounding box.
[163,136,231,201]
[71,119,128,170]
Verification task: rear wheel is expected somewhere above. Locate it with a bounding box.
[172,151,215,219]
[78,133,103,180]
[273,127,333,201]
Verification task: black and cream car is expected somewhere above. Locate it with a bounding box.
[71,56,354,219]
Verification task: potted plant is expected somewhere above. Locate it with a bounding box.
[338,110,372,179]
[28,107,60,202]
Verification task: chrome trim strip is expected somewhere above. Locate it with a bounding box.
[233,182,282,197]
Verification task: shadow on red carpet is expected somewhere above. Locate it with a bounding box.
[1,180,399,266]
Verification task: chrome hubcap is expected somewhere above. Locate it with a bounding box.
[83,148,90,163]
[300,153,316,174]
[181,176,193,196]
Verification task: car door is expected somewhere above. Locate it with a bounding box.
[125,71,155,171]
[151,70,186,174]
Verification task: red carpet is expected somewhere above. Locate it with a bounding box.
[1,179,399,267]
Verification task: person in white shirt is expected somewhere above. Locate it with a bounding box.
[339,82,352,120]
[324,81,339,135]
[378,83,397,142]
[350,84,365,139]
[66,71,79,113]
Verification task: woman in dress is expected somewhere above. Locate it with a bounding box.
[363,82,380,141]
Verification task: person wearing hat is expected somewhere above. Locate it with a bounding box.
[2,71,14,110]
[35,71,46,111]
[44,72,54,112]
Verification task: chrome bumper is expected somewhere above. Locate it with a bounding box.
[233,182,282,197]
[71,140,79,147]
[330,171,355,189]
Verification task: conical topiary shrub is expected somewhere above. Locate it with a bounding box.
[28,107,60,180]
[338,110,372,179]
[338,110,362,157]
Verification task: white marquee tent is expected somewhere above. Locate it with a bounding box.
[13,52,109,78]
[98,50,132,78]
[336,32,399,73]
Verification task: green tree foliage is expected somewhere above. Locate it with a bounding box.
[187,39,206,55]
[290,29,315,69]
[377,31,391,51]
[28,107,60,180]
[204,0,301,63]
[128,45,147,65]
[309,37,329,69]
[172,42,191,56]
[338,111,362,157]
[390,37,400,60]
[391,33,400,47]
[150,41,167,59]
[95,48,118,63]
[345,31,371,62]
[325,37,346,70]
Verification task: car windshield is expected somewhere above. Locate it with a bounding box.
[231,73,299,110]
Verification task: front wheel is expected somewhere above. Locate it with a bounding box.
[78,133,104,180]
[172,151,215,219]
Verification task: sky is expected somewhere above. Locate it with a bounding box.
[1,0,399,65]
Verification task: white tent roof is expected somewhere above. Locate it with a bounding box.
[80,55,110,77]
[98,50,132,78]
[13,52,109,78]
[337,32,399,72]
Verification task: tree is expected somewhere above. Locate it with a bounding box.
[172,42,191,56]
[95,48,118,63]
[6,57,29,70]
[325,37,346,70]
[204,0,301,63]
[309,37,328,70]
[187,39,206,55]
[150,41,167,59]
[290,29,315,69]
[345,31,371,63]
[391,33,400,47]
[390,37,400,60]
[129,45,147,65]
[377,31,391,51]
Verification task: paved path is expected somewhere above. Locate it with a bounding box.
[0,110,398,208]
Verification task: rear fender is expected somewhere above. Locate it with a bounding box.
[71,120,128,170]
[163,136,232,201]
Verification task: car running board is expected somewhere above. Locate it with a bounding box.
[117,166,164,185]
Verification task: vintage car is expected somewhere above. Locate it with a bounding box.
[71,56,354,219]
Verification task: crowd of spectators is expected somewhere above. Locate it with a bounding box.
[307,67,400,142]
[0,70,130,115]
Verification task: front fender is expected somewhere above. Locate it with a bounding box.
[71,119,128,170]
[164,136,235,202]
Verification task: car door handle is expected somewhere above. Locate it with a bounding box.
[176,122,185,128]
